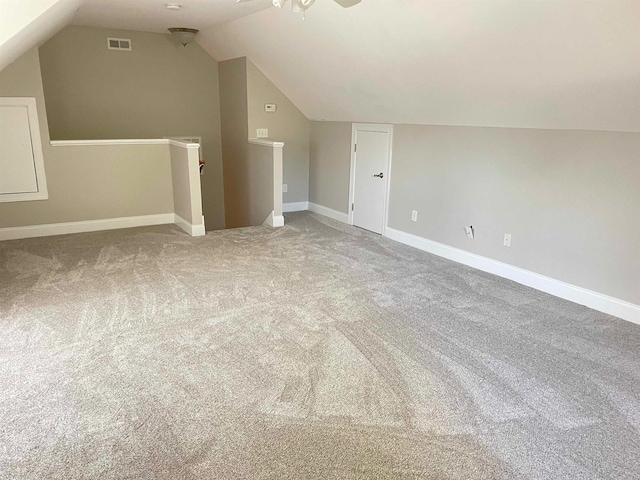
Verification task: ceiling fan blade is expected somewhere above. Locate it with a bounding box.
[292,0,314,13]
[333,0,361,7]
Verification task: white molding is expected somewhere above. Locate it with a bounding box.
[51,139,166,147]
[50,139,199,149]
[348,123,394,234]
[167,139,200,149]
[263,210,285,228]
[283,201,309,212]
[385,227,640,325]
[164,136,203,160]
[248,138,285,148]
[0,214,175,241]
[308,202,349,224]
[174,214,205,237]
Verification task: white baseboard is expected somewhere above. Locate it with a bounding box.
[174,214,205,237]
[263,211,285,228]
[384,227,640,325]
[0,213,175,241]
[283,201,309,212]
[308,202,349,224]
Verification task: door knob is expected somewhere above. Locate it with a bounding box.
[374,172,384,178]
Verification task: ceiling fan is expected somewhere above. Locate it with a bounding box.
[238,0,362,19]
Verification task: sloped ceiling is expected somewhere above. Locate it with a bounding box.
[0,0,83,72]
[198,0,640,132]
[71,0,274,33]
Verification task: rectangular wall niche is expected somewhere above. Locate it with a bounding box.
[0,97,48,202]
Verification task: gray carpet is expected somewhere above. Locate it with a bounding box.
[1,211,639,479]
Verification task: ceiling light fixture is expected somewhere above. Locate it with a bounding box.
[277,0,315,19]
[168,27,199,47]
[166,3,183,10]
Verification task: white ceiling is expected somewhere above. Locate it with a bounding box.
[0,0,84,72]
[198,0,640,132]
[71,0,274,33]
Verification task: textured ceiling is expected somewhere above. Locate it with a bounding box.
[198,0,640,132]
[71,0,274,33]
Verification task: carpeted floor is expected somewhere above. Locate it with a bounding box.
[0,211,639,479]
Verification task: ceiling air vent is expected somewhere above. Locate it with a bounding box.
[107,38,132,51]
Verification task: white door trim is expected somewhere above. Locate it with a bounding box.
[348,123,394,235]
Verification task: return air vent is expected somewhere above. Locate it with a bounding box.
[107,38,132,51]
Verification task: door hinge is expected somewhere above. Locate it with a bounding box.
[354,144,357,152]
[352,203,354,211]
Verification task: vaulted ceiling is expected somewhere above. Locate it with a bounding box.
[0,0,83,72]
[71,0,273,33]
[0,0,273,75]
[3,1,639,132]
[198,0,640,132]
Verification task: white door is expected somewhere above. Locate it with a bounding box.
[350,124,392,234]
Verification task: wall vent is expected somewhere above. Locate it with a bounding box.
[107,38,132,51]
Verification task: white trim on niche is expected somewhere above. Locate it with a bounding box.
[0,214,175,241]
[0,97,48,203]
[384,227,640,325]
[308,202,349,224]
[283,201,309,212]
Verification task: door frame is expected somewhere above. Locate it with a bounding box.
[348,123,394,236]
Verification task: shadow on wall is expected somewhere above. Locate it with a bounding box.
[37,25,225,230]
[219,57,309,228]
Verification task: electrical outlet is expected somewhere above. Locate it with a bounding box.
[411,210,418,222]
[465,226,474,239]
[256,128,268,138]
[282,184,288,193]
[503,233,511,247]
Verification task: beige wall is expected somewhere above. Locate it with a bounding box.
[170,144,202,227]
[38,26,225,230]
[0,48,174,228]
[308,121,640,306]
[219,57,308,225]
[246,143,275,226]
[309,121,352,213]
[246,59,309,204]
[218,57,249,228]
